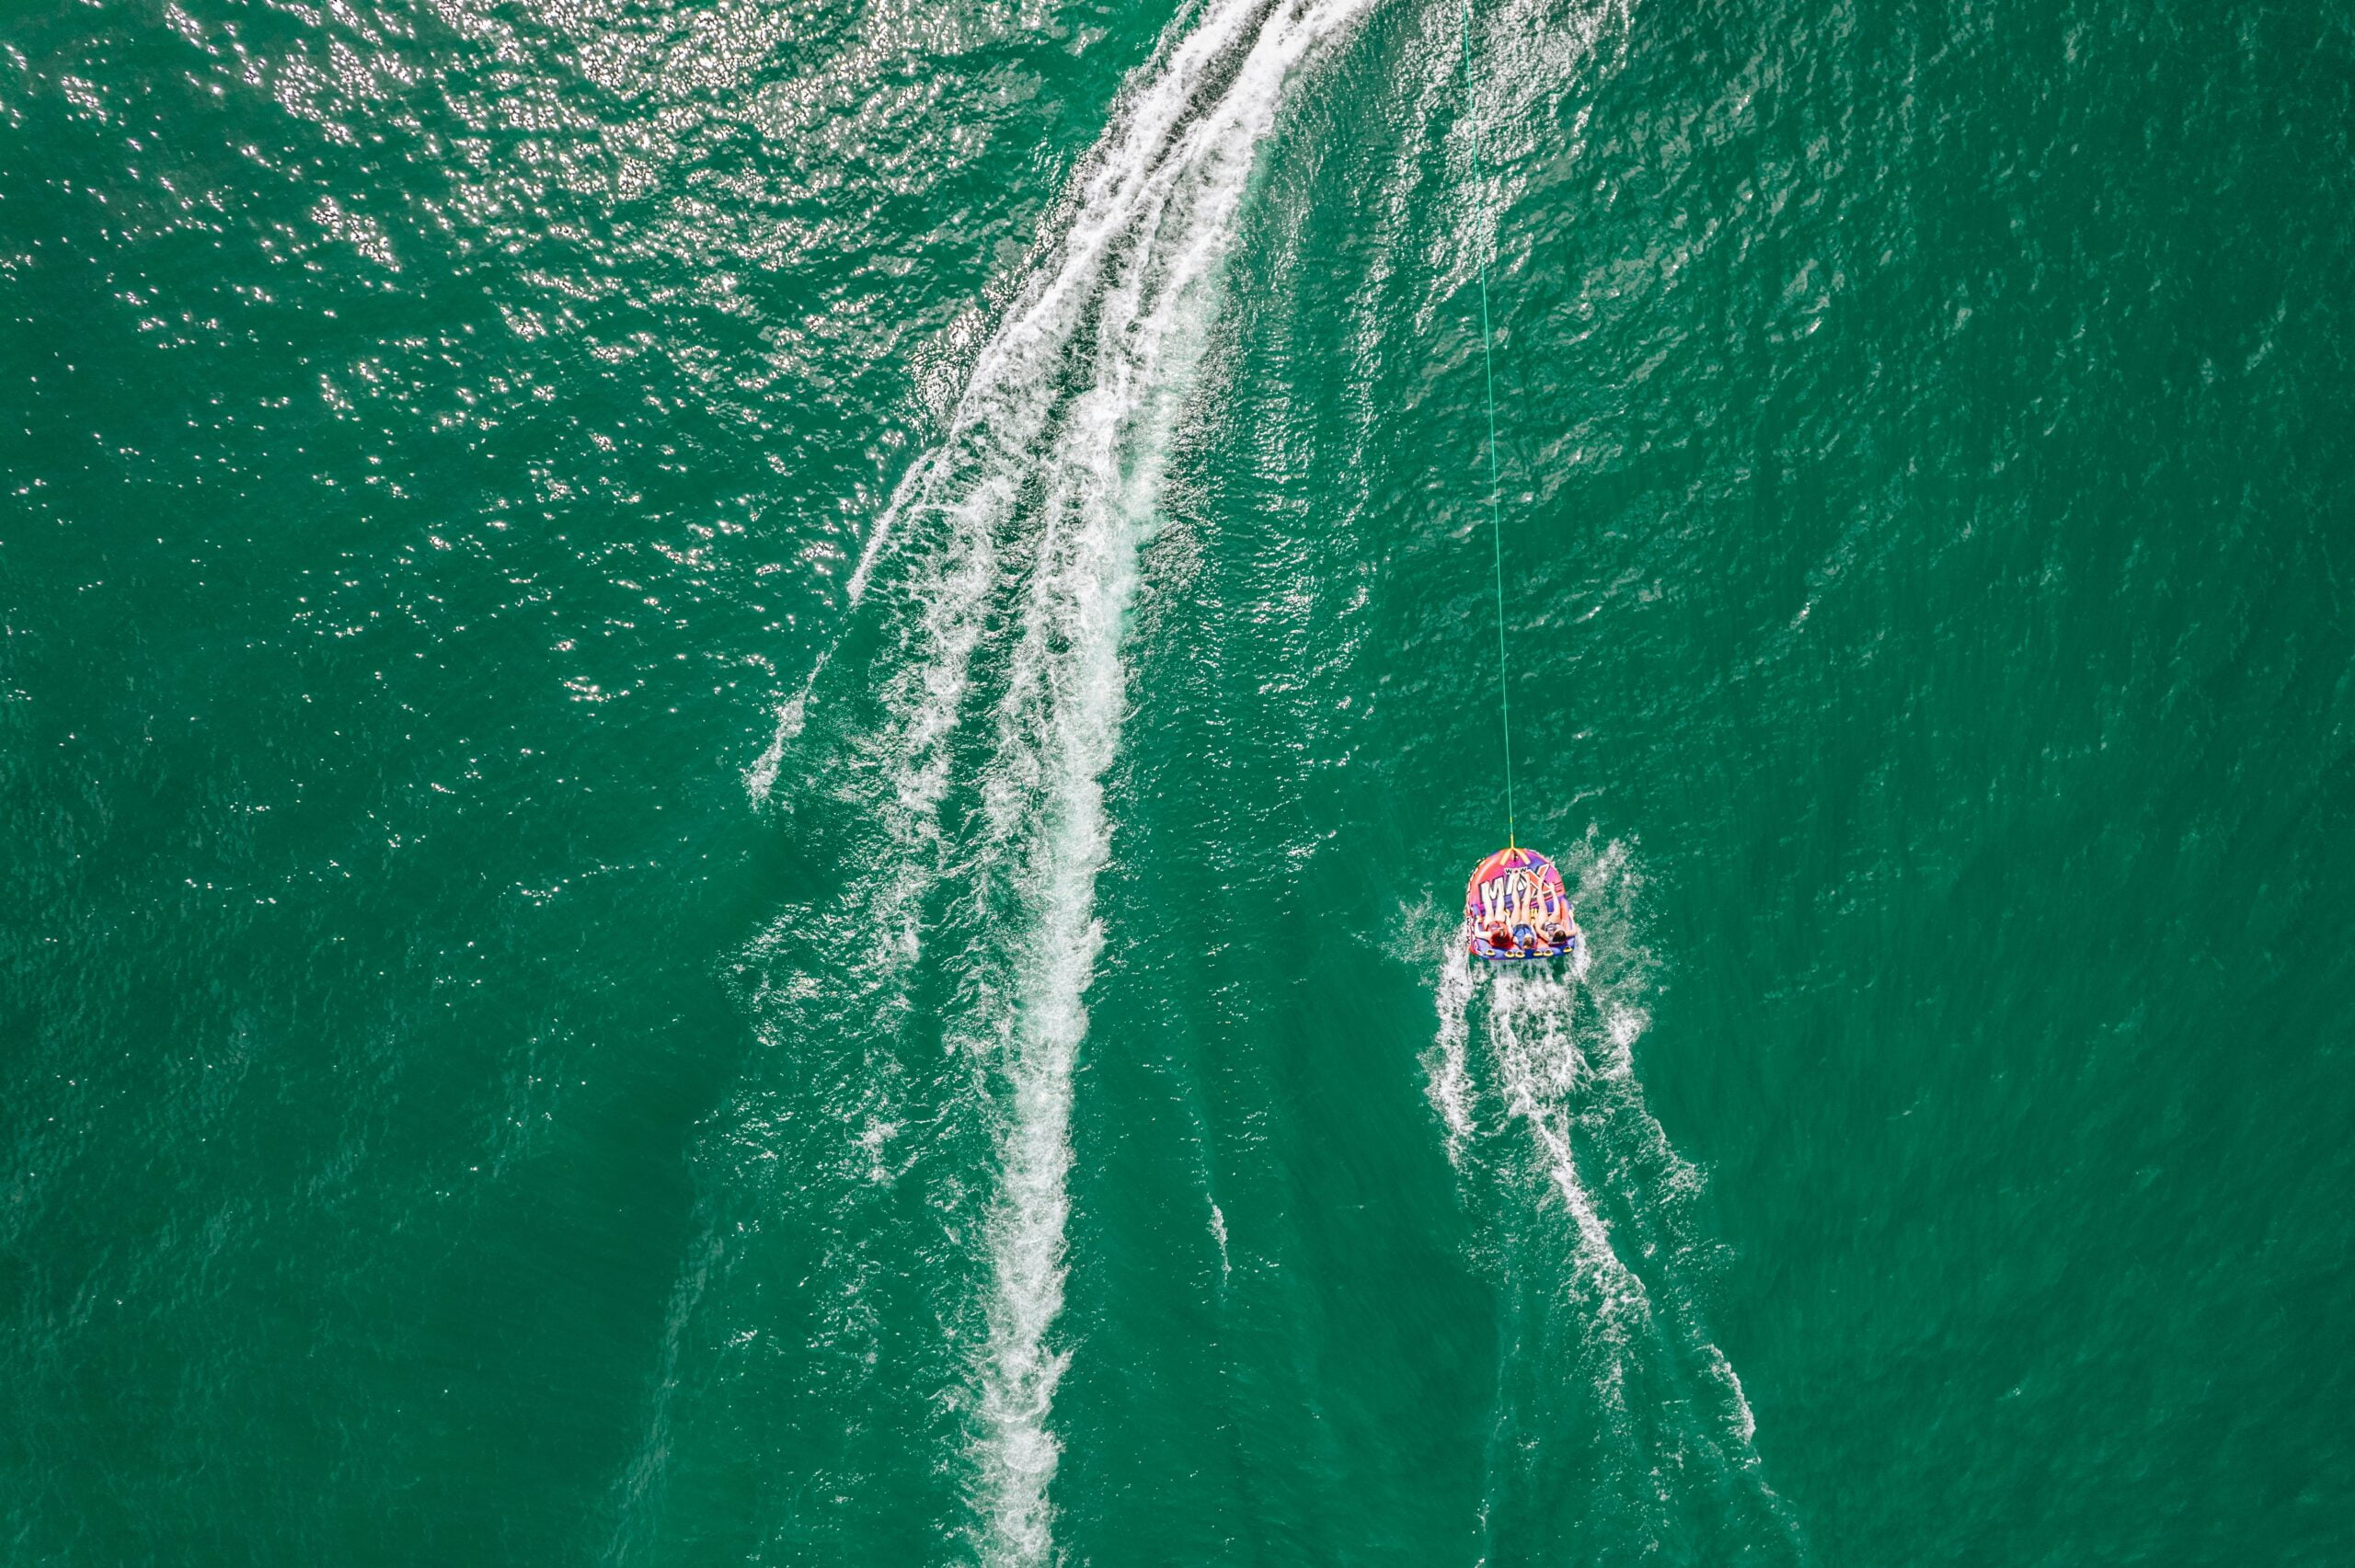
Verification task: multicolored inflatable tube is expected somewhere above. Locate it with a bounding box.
[1464,844,1580,961]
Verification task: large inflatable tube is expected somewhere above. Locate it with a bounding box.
[1464,845,1579,961]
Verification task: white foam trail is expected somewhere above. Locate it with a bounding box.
[718,2,1376,1560]
[956,8,1383,1559]
[1427,939,1479,1159]
[1486,967,1649,1411]
[722,19,1381,1546]
[1436,841,1803,1553]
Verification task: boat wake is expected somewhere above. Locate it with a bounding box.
[706,3,1379,1562]
[1427,838,1805,1563]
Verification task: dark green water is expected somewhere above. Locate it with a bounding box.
[6,0,2354,1562]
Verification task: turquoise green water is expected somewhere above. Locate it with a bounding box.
[6,0,2353,1562]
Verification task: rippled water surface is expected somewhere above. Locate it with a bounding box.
[6,0,2352,1563]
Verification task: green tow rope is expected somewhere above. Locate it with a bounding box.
[1462,0,1515,851]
